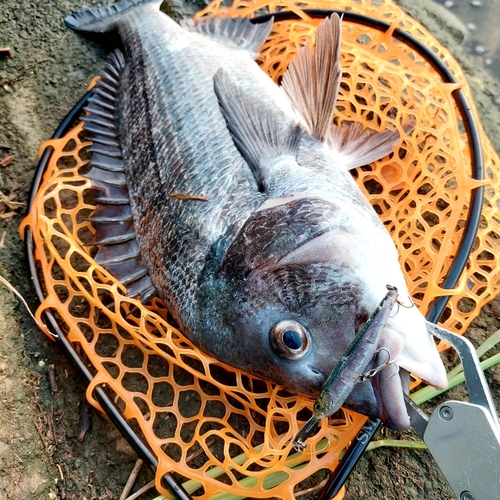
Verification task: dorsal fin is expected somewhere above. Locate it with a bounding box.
[83,49,156,303]
[213,68,303,192]
[281,14,342,141]
[182,16,273,59]
[327,122,412,170]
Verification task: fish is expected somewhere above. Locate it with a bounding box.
[65,0,448,430]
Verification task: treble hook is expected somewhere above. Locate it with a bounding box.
[397,295,415,309]
[389,294,415,318]
[358,347,393,382]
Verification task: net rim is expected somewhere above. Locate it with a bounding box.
[23,10,484,500]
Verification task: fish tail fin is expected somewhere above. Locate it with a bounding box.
[65,0,163,33]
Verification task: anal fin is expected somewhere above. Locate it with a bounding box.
[83,49,156,303]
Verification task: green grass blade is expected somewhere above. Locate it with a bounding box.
[411,352,500,405]
[366,439,427,451]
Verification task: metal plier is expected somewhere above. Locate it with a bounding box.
[404,323,500,500]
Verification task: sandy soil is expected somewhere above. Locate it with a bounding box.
[0,0,499,499]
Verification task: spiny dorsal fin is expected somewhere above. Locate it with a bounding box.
[327,122,412,170]
[213,68,302,192]
[281,14,342,141]
[182,16,273,59]
[83,49,157,303]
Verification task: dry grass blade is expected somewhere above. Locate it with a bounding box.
[0,274,57,338]
[0,155,14,167]
[295,478,328,497]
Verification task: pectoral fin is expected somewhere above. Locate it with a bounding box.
[213,68,303,192]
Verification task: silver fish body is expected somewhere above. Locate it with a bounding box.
[66,0,447,429]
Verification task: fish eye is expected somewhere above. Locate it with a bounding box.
[270,320,310,360]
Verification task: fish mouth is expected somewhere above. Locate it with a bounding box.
[362,306,447,430]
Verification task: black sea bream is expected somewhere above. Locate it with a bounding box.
[65,0,447,429]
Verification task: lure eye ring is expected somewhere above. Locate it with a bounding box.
[270,320,311,360]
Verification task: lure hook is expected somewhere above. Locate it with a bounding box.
[358,347,393,382]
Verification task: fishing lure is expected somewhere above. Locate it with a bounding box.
[293,285,398,450]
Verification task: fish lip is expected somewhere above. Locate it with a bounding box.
[370,364,411,431]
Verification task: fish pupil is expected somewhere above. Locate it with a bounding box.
[283,330,303,350]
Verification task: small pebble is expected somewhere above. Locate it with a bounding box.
[475,45,486,55]
[38,360,45,367]
[466,23,476,31]
[444,0,454,7]
[469,0,482,6]
[485,58,493,66]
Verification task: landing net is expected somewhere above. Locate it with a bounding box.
[22,0,500,498]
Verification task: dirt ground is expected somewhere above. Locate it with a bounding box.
[1,0,500,499]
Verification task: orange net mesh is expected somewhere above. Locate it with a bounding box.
[21,0,500,498]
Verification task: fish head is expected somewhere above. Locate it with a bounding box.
[197,197,447,430]
[198,212,377,396]
[201,255,413,430]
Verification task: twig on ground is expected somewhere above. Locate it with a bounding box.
[35,401,48,425]
[34,422,50,453]
[119,459,144,500]
[0,190,25,216]
[124,480,155,500]
[57,481,67,500]
[78,398,91,441]
[48,364,58,393]
[0,155,14,167]
[48,406,58,445]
